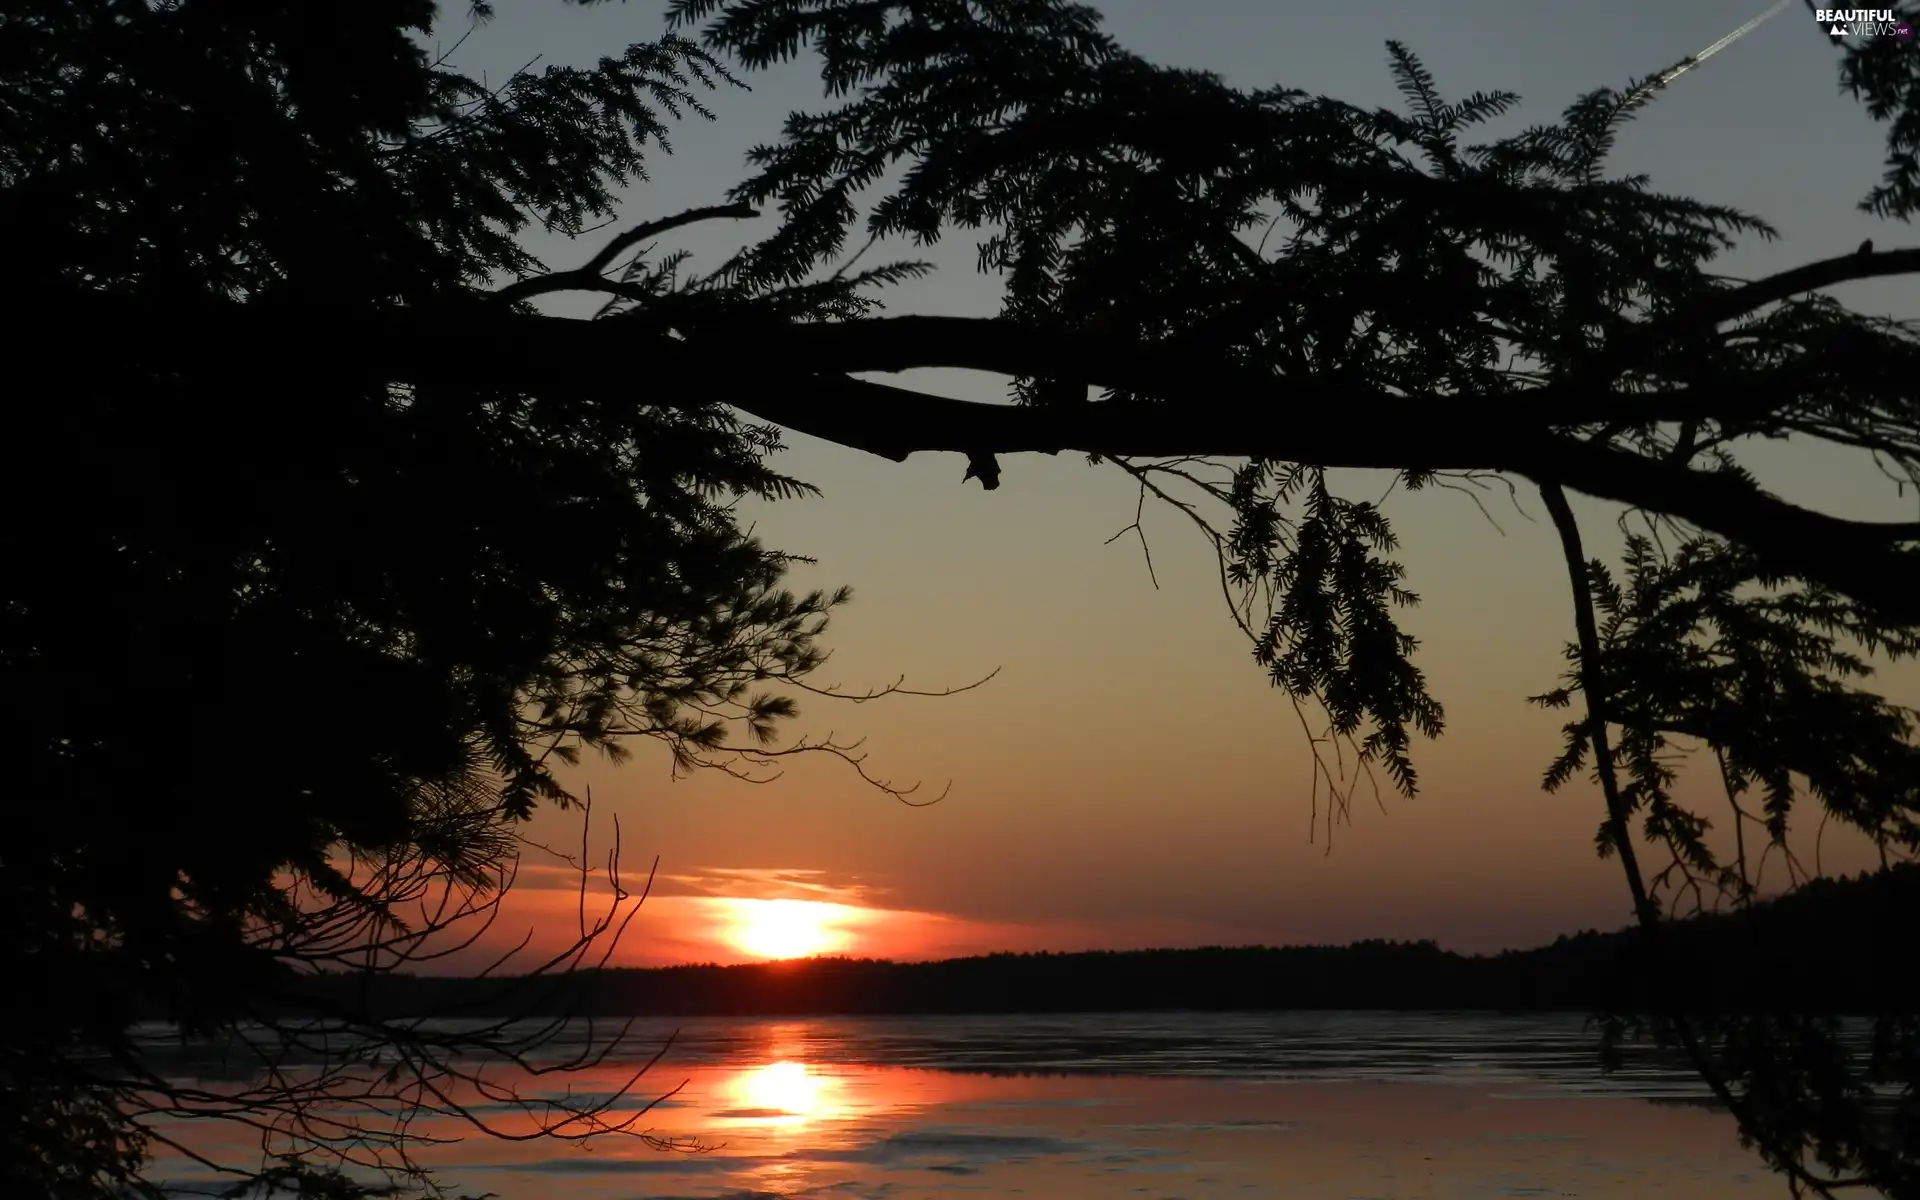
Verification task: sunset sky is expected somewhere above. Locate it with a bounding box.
[438,0,1920,970]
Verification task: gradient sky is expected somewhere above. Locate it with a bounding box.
[427,0,1920,968]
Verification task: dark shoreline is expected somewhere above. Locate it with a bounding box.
[259,865,1916,1020]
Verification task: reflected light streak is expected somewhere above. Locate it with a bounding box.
[725,1061,841,1128]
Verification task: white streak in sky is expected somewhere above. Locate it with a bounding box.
[1626,0,1793,106]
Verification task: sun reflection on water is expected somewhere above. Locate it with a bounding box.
[142,1037,1780,1200]
[723,1060,841,1128]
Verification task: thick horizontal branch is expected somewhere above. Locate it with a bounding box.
[39,293,1920,625]
[1589,245,1920,382]
[715,315,1726,427]
[50,287,1889,433]
[1689,245,1920,329]
[745,372,1920,627]
[1511,438,1920,626]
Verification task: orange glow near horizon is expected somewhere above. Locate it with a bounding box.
[722,898,852,960]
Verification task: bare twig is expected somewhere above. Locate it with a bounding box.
[491,202,760,306]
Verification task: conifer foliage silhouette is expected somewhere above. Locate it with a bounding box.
[6,0,1920,1196]
[1,1,938,1196]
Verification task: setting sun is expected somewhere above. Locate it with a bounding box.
[725,899,847,960]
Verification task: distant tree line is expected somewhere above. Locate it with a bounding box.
[278,864,1915,1020]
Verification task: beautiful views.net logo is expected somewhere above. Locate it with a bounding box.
[1813,8,1915,39]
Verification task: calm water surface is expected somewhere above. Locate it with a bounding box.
[149,1011,1789,1198]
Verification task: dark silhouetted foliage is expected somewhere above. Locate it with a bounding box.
[1,1,897,1195]
[8,0,1920,1196]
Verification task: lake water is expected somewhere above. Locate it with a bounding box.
[147,1011,1790,1198]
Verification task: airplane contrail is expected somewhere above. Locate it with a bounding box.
[1626,0,1793,106]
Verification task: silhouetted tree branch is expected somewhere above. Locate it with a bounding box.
[490,200,760,305]
[42,295,1920,626]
